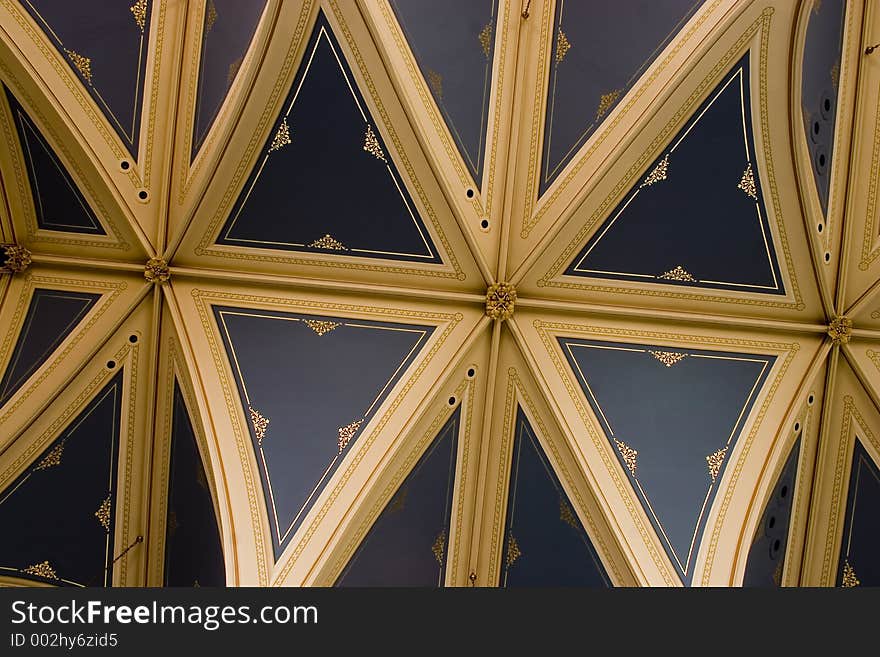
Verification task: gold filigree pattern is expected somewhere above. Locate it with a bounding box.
[427,69,443,99]
[337,419,363,453]
[23,561,57,580]
[363,125,386,163]
[738,162,757,200]
[432,529,446,565]
[249,406,269,444]
[659,265,696,282]
[1,244,32,274]
[640,154,669,188]
[205,0,218,33]
[227,56,243,86]
[555,28,571,64]
[649,350,687,367]
[309,234,348,251]
[268,118,291,153]
[95,495,112,531]
[485,282,516,320]
[303,319,340,336]
[65,49,92,85]
[595,89,621,120]
[144,257,170,283]
[830,62,839,90]
[706,446,728,482]
[828,316,852,345]
[772,558,783,586]
[478,22,494,58]
[842,560,860,587]
[506,533,522,568]
[559,498,578,530]
[130,0,148,31]
[34,441,65,471]
[614,439,638,475]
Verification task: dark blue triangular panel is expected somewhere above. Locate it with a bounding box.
[389,0,497,183]
[214,305,433,558]
[502,407,610,587]
[21,0,152,158]
[0,372,123,586]
[801,0,846,216]
[837,440,880,587]
[541,0,702,193]
[743,438,800,587]
[217,11,442,264]
[560,337,774,584]
[0,288,100,407]
[191,0,268,159]
[5,88,105,235]
[164,382,225,587]
[565,54,785,295]
[336,407,459,587]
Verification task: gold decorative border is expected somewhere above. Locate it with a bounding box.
[190,287,461,585]
[520,0,725,237]
[0,274,127,426]
[194,2,465,281]
[533,318,797,585]
[857,80,880,268]
[322,376,473,585]
[537,9,805,312]
[487,367,626,585]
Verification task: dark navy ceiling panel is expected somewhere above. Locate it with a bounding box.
[21,0,152,158]
[801,0,846,216]
[836,440,880,587]
[213,305,433,558]
[389,0,497,183]
[191,0,267,159]
[502,407,610,587]
[0,372,122,587]
[4,88,105,235]
[216,11,442,264]
[565,54,785,296]
[743,437,800,587]
[560,337,774,584]
[164,383,225,587]
[336,407,459,587]
[541,0,702,193]
[0,288,99,408]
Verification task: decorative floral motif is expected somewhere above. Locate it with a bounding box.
[596,90,621,120]
[23,561,58,580]
[842,560,860,587]
[485,282,517,320]
[144,258,170,283]
[427,70,443,99]
[1,244,32,274]
[337,419,363,453]
[269,118,292,153]
[34,441,65,471]
[615,439,638,475]
[432,530,446,565]
[363,125,386,163]
[828,316,852,345]
[130,0,148,31]
[205,0,218,33]
[555,29,571,64]
[309,234,348,251]
[65,49,93,85]
[249,406,269,444]
[738,162,757,200]
[478,22,494,58]
[505,533,522,568]
[706,447,728,482]
[649,350,687,367]
[95,495,112,531]
[559,498,578,530]
[659,265,697,282]
[303,320,340,336]
[640,154,670,188]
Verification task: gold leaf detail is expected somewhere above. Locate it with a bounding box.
[23,561,57,580]
[485,282,517,321]
[130,0,148,31]
[706,447,728,482]
[432,530,446,565]
[363,125,386,163]
[35,441,65,471]
[65,49,93,85]
[227,56,243,86]
[828,316,853,345]
[303,319,340,336]
[640,154,670,188]
[205,0,218,33]
[249,406,269,444]
[830,62,840,90]
[615,439,638,475]
[95,495,112,531]
[478,22,494,58]
[2,244,32,273]
[337,419,363,453]
[309,234,348,251]
[144,257,170,283]
[268,117,291,153]
[427,69,443,100]
[649,350,687,367]
[555,28,571,64]
[842,560,860,587]
[772,558,784,586]
[505,533,522,568]
[559,498,578,530]
[659,265,696,282]
[738,162,757,200]
[596,89,621,120]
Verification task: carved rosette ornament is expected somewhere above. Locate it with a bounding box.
[485,282,516,321]
[144,257,170,284]
[1,244,32,274]
[827,316,852,345]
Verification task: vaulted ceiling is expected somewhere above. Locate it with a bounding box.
[0,0,878,588]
